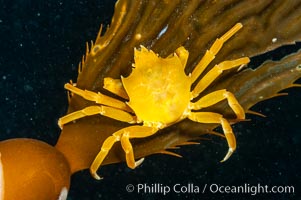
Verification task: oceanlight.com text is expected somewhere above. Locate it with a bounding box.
[125,183,294,196]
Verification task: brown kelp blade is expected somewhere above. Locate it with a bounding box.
[55,0,301,174]
[76,0,301,90]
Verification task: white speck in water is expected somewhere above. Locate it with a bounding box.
[24,84,33,92]
[272,38,277,43]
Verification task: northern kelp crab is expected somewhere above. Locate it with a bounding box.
[58,23,250,179]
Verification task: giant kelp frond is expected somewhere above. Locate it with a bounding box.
[76,0,301,92]
[229,50,301,113]
[57,0,301,173]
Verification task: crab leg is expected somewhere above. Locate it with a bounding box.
[191,23,243,84]
[58,105,136,128]
[120,126,158,169]
[103,77,129,99]
[191,57,250,98]
[190,89,245,120]
[174,46,189,67]
[90,126,158,180]
[64,83,131,112]
[188,112,236,162]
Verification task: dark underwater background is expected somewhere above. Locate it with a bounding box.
[0,0,300,199]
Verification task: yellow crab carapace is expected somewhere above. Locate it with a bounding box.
[59,23,250,180]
